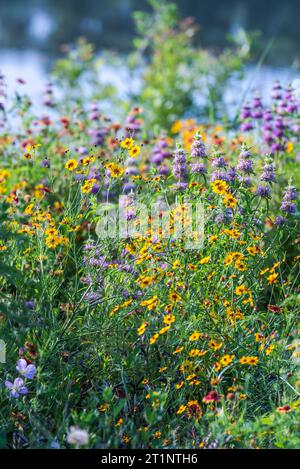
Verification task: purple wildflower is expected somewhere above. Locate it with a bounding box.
[215,210,232,224]
[275,216,286,226]
[282,185,298,201]
[125,111,142,136]
[173,144,188,182]
[74,173,86,182]
[124,209,136,220]
[90,183,100,194]
[226,166,237,182]
[237,159,253,174]
[240,104,251,119]
[211,156,227,168]
[89,128,107,146]
[173,182,188,191]
[190,163,207,174]
[239,149,252,159]
[261,156,276,183]
[240,121,254,132]
[252,95,263,109]
[16,359,36,379]
[85,292,102,305]
[263,110,273,122]
[238,175,252,187]
[5,378,28,398]
[151,153,164,165]
[151,138,172,166]
[191,132,207,158]
[280,201,297,214]
[270,142,285,154]
[211,171,229,182]
[255,185,271,198]
[261,171,276,182]
[159,165,169,176]
[41,159,50,168]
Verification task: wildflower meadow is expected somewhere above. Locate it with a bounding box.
[0,0,299,453]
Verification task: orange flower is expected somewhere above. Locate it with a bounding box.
[277,405,291,413]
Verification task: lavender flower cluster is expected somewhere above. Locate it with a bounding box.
[190,131,208,176]
[171,132,298,225]
[172,143,188,190]
[150,137,172,176]
[240,81,299,154]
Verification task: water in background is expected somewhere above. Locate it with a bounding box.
[1,0,299,66]
[1,0,299,117]
[0,49,298,119]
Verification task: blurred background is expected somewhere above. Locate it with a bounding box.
[0,0,299,103]
[1,0,299,62]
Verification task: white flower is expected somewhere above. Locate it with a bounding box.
[67,426,89,447]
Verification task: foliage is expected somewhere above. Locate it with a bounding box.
[129,0,253,129]
[0,1,299,451]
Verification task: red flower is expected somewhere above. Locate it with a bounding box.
[267,304,282,313]
[277,405,291,413]
[202,390,222,404]
[186,400,202,420]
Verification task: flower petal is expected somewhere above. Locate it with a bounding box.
[25,364,36,379]
[19,386,28,395]
[5,380,13,389]
[14,377,24,387]
[16,358,27,373]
